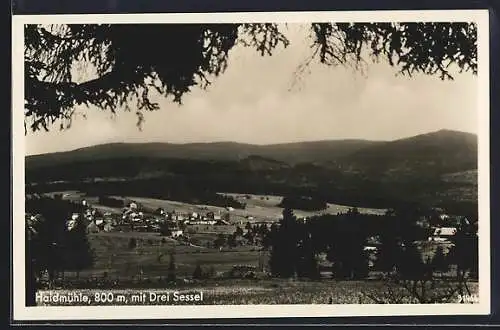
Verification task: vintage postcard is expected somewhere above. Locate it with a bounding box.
[12,10,490,321]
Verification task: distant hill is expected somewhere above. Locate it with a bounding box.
[25,139,380,169]
[26,129,478,178]
[25,130,478,209]
[340,129,478,178]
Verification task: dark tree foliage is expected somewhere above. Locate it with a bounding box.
[235,226,244,237]
[376,231,404,275]
[24,23,477,132]
[397,243,430,281]
[431,245,449,274]
[227,233,238,248]
[262,223,276,249]
[64,216,95,278]
[267,208,319,279]
[269,208,299,278]
[204,266,217,279]
[243,230,255,245]
[25,196,88,280]
[327,212,370,280]
[25,195,94,304]
[167,252,176,282]
[448,220,479,289]
[98,195,124,208]
[127,237,137,250]
[213,233,226,248]
[159,223,172,237]
[192,263,203,280]
[296,225,320,279]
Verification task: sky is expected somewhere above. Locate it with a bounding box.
[25,24,478,156]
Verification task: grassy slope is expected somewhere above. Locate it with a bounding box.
[79,232,261,279]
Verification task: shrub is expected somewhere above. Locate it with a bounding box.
[193,264,203,280]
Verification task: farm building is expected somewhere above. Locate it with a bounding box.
[363,246,378,252]
[188,220,217,225]
[66,219,77,231]
[428,227,457,242]
[170,229,183,238]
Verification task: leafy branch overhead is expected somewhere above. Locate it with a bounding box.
[24,22,477,132]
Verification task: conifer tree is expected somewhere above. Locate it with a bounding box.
[167,252,176,283]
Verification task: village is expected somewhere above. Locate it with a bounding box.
[25,190,479,299]
[46,194,476,258]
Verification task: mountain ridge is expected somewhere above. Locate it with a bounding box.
[24,129,479,210]
[26,129,477,170]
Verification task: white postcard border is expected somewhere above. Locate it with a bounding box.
[12,9,491,321]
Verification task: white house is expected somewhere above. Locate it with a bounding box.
[171,229,183,238]
[66,219,77,231]
[433,227,457,236]
[428,227,457,242]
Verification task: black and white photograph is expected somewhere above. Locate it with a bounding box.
[12,10,490,320]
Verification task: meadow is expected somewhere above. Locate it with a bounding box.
[71,231,263,280]
[36,279,479,306]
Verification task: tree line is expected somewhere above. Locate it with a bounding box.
[25,194,478,305]
[25,195,95,305]
[266,207,478,287]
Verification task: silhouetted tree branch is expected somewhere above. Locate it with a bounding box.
[24,22,477,132]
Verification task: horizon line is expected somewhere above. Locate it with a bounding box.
[25,128,477,157]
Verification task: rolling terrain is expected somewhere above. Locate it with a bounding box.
[25,129,478,211]
[26,139,380,168]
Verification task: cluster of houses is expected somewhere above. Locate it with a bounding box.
[361,211,476,261]
[77,199,233,238]
[70,201,118,234]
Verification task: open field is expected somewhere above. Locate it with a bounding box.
[223,192,388,217]
[36,279,479,305]
[45,190,387,226]
[69,232,263,280]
